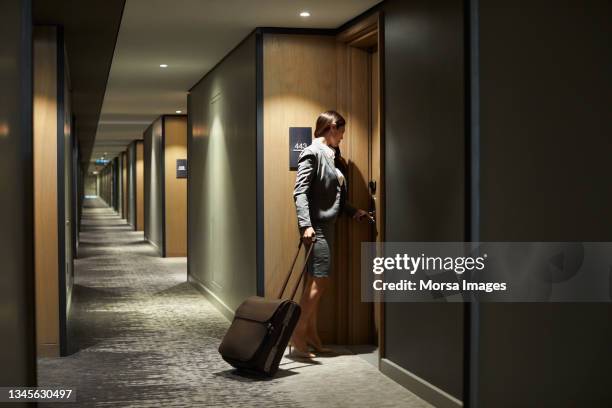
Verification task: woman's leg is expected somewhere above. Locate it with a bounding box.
[308,295,320,338]
[306,223,333,350]
[292,223,333,355]
[306,279,330,350]
[292,276,327,353]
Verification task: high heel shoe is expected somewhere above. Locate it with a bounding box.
[305,337,333,354]
[288,341,315,359]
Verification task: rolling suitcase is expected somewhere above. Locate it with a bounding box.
[218,241,313,376]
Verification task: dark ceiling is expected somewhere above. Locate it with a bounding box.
[33,0,125,166]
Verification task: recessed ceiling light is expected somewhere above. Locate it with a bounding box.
[176,110,182,114]
[300,11,310,17]
[159,64,168,68]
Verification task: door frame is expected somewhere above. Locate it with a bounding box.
[336,11,386,359]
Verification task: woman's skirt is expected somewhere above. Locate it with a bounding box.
[309,222,335,278]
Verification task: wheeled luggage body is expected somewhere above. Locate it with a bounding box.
[218,296,300,376]
[218,242,312,376]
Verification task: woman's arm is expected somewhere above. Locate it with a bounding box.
[341,184,370,221]
[337,156,367,221]
[342,195,358,218]
[293,151,315,229]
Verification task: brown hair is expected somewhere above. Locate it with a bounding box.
[314,110,346,137]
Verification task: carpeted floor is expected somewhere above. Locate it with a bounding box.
[37,197,431,408]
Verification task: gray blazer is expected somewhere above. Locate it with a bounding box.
[293,142,356,229]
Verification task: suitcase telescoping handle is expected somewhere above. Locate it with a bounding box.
[277,240,314,300]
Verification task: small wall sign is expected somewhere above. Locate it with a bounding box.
[289,127,312,170]
[176,159,188,178]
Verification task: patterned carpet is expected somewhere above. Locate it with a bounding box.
[37,197,431,408]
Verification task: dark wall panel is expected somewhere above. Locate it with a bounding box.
[188,34,257,315]
[127,141,136,227]
[382,0,465,400]
[84,174,97,196]
[72,126,79,256]
[59,33,74,354]
[144,119,164,254]
[0,0,36,387]
[112,157,119,211]
[99,162,113,205]
[478,1,612,406]
[116,156,123,213]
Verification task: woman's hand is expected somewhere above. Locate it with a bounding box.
[353,209,373,223]
[302,226,316,245]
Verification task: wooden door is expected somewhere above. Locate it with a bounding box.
[326,24,382,345]
[370,49,383,347]
[122,152,128,219]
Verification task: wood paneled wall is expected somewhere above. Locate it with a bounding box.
[262,34,338,340]
[34,25,74,357]
[34,26,60,358]
[164,116,187,257]
[126,143,135,226]
[136,141,144,231]
[122,151,128,219]
[113,156,120,212]
[34,24,75,357]
[262,32,379,344]
[143,115,187,256]
[32,25,78,357]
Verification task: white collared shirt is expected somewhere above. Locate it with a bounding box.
[316,139,345,187]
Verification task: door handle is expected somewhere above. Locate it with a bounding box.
[367,210,376,224]
[368,180,377,225]
[369,180,377,194]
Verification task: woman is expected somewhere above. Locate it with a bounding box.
[291,110,369,358]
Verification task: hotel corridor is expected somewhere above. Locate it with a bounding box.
[37,198,430,407]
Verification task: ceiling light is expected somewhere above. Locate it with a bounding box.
[300,11,310,17]
[159,64,168,68]
[176,110,182,114]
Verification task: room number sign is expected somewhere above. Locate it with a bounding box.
[289,127,312,170]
